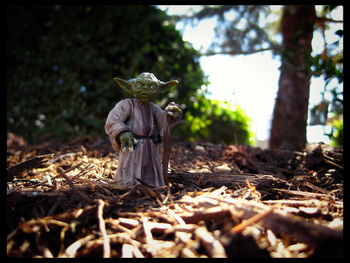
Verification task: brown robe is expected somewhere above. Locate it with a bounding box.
[105,98,177,186]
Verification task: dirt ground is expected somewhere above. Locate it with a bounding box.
[6,133,343,258]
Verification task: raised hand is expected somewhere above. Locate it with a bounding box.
[165,102,182,119]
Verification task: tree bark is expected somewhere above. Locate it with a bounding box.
[269,6,316,151]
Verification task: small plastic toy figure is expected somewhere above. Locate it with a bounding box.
[105,72,182,186]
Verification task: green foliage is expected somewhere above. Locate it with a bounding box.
[7,5,254,145]
[328,116,343,147]
[175,95,255,145]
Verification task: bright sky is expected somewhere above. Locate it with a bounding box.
[157,5,343,146]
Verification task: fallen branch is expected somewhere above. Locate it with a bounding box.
[263,199,324,207]
[170,172,292,190]
[270,188,335,200]
[7,154,54,181]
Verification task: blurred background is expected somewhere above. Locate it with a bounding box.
[7,5,343,149]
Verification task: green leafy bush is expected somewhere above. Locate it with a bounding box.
[175,95,255,145]
[327,115,343,147]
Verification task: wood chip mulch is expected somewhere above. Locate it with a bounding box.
[6,135,343,258]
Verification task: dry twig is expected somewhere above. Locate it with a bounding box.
[231,207,275,234]
[97,199,110,258]
[57,167,93,203]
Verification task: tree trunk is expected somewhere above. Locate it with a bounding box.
[269,6,316,151]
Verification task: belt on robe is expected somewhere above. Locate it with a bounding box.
[133,134,162,144]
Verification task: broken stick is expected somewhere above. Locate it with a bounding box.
[56,167,93,204]
[7,153,54,181]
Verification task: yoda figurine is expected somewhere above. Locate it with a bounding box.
[105,72,182,186]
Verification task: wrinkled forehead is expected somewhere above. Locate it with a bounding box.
[135,73,159,84]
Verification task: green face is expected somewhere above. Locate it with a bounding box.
[132,79,159,103]
[113,72,179,102]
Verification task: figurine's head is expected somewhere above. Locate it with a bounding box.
[114,72,179,103]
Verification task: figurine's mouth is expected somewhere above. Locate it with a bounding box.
[137,94,152,102]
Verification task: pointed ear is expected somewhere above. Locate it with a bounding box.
[114,77,134,94]
[159,80,179,94]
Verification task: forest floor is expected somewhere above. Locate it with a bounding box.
[6,133,343,258]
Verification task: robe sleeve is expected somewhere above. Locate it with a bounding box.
[105,99,133,151]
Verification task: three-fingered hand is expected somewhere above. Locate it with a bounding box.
[119,131,135,152]
[165,102,182,119]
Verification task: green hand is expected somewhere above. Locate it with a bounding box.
[119,131,135,152]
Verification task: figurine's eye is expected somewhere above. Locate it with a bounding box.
[150,85,156,90]
[136,83,142,88]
